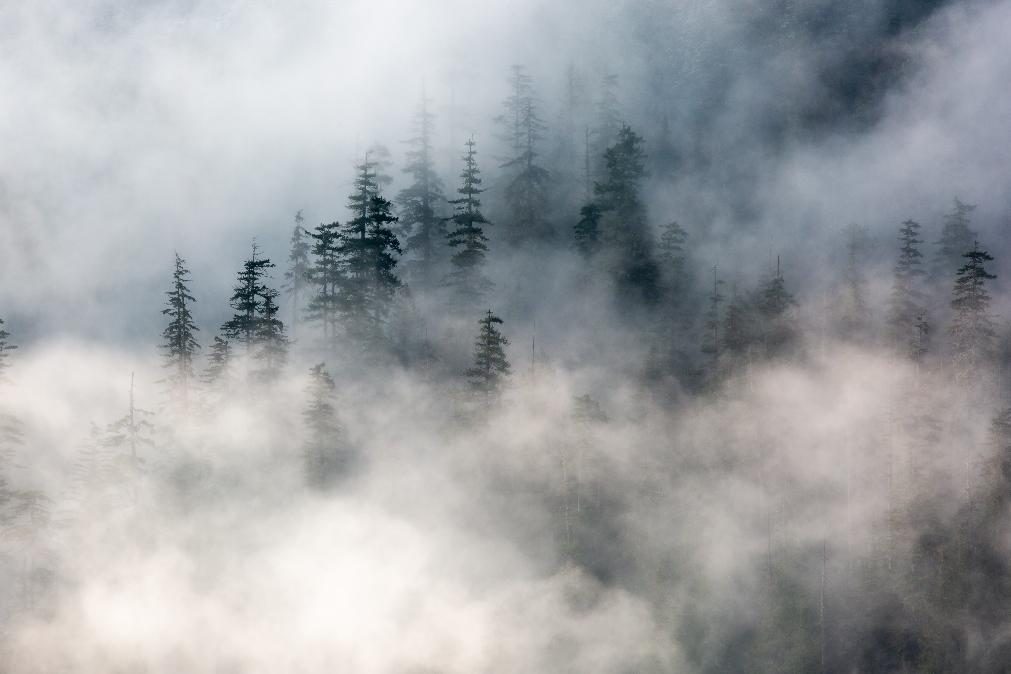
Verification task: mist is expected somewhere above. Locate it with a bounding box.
[4,0,1011,672]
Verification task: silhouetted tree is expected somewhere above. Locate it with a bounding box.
[302,363,348,488]
[0,317,16,383]
[467,310,510,399]
[574,203,602,257]
[701,266,725,364]
[222,243,273,352]
[757,258,798,357]
[445,138,493,308]
[161,253,199,409]
[201,335,233,389]
[398,95,447,290]
[950,242,997,377]
[307,220,342,352]
[253,284,287,383]
[888,219,929,359]
[934,198,977,281]
[657,221,689,299]
[284,210,311,340]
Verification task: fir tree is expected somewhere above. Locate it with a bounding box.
[657,221,689,298]
[467,310,511,399]
[307,220,343,352]
[496,65,552,243]
[201,335,232,388]
[397,94,447,291]
[160,253,200,409]
[574,203,602,257]
[757,258,798,357]
[0,317,16,383]
[701,266,725,363]
[934,198,977,281]
[222,243,273,352]
[950,242,997,376]
[253,284,287,383]
[837,224,869,340]
[445,138,493,308]
[887,219,929,359]
[283,210,311,340]
[302,363,347,488]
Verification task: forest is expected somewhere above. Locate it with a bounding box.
[3,0,1011,672]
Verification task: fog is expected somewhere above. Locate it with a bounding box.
[3,0,1011,672]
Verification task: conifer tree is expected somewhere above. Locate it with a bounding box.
[837,224,869,339]
[592,73,621,165]
[284,210,311,340]
[701,266,725,363]
[0,317,16,383]
[574,203,602,257]
[888,219,929,358]
[950,242,997,376]
[594,125,660,304]
[757,258,798,357]
[302,363,347,488]
[222,243,273,352]
[253,284,287,382]
[398,95,448,291]
[496,65,552,243]
[201,335,233,388]
[657,221,689,298]
[445,138,493,308]
[307,220,342,351]
[723,283,754,359]
[467,310,511,399]
[160,253,200,408]
[934,198,977,280]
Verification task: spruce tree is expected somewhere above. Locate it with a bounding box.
[307,220,342,352]
[253,285,287,383]
[950,242,997,376]
[201,335,232,388]
[445,138,493,308]
[701,266,725,363]
[657,221,689,298]
[0,317,16,383]
[757,258,798,357]
[934,198,977,280]
[160,253,200,408]
[887,219,929,359]
[574,203,601,257]
[594,125,660,304]
[496,65,551,243]
[222,243,273,352]
[302,363,347,488]
[397,95,447,290]
[467,310,511,399]
[283,210,311,340]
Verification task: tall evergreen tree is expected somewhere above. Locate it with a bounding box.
[253,284,287,382]
[283,210,311,340]
[307,220,342,352]
[496,65,552,243]
[467,310,511,399]
[757,258,798,357]
[302,363,348,488]
[574,203,602,257]
[201,335,233,388]
[888,219,929,359]
[160,253,200,409]
[0,317,16,383]
[592,73,621,167]
[701,266,725,363]
[723,283,755,359]
[657,221,689,299]
[445,138,493,308]
[837,224,869,340]
[934,198,977,280]
[594,125,660,304]
[397,95,448,291]
[222,243,273,352]
[950,242,997,376]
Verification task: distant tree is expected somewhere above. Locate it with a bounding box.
[496,65,552,243]
[934,198,977,281]
[0,317,16,383]
[950,242,997,377]
[283,210,311,340]
[574,203,602,257]
[160,253,200,409]
[253,284,287,383]
[701,266,725,364]
[365,142,394,194]
[757,258,798,357]
[445,138,493,308]
[302,363,348,488]
[307,220,342,352]
[201,335,233,388]
[594,125,660,304]
[837,224,869,340]
[657,221,689,299]
[723,283,755,359]
[592,73,622,168]
[397,95,448,291]
[222,243,273,352]
[467,310,511,400]
[887,219,929,359]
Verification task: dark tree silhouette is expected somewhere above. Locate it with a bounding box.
[934,197,977,281]
[888,219,929,359]
[574,203,602,257]
[950,242,997,377]
[307,220,342,352]
[445,138,493,308]
[283,210,311,340]
[160,253,200,409]
[467,310,511,399]
[302,363,348,488]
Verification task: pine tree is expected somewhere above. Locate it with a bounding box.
[445,138,493,308]
[398,95,447,291]
[594,124,660,304]
[307,220,342,352]
[950,242,997,376]
[934,198,977,281]
[657,221,689,298]
[757,258,798,357]
[222,243,273,352]
[253,284,287,383]
[283,210,311,340]
[887,219,929,359]
[723,283,754,359]
[160,253,200,409]
[302,363,348,488]
[496,65,552,243]
[201,335,233,388]
[574,203,602,257]
[467,310,511,399]
[0,317,16,383]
